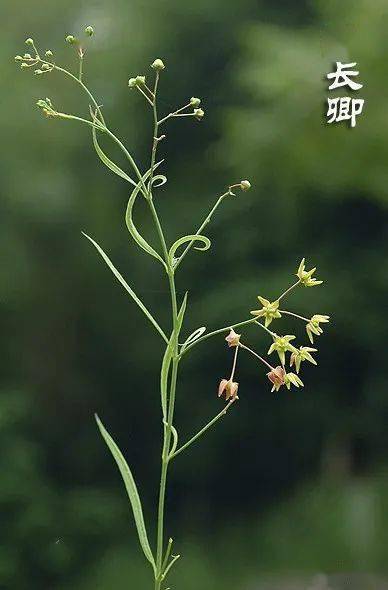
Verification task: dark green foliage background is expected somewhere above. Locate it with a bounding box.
[2,0,388,587]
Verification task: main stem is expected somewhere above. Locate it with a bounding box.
[147,74,179,589]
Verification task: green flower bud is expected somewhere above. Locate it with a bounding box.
[190,97,201,107]
[65,35,76,45]
[20,63,29,69]
[36,99,47,108]
[151,58,165,71]
[42,63,50,71]
[84,25,94,37]
[34,69,43,75]
[45,50,53,58]
[23,53,32,60]
[194,108,204,121]
[240,180,251,191]
[25,38,34,45]
[135,75,146,85]
[15,55,23,62]
[128,77,137,88]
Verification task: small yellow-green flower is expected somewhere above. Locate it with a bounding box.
[296,258,323,287]
[267,334,297,365]
[306,314,330,343]
[290,346,317,373]
[284,372,304,390]
[251,296,281,327]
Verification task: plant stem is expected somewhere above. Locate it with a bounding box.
[171,399,235,460]
[280,309,310,322]
[277,280,300,301]
[174,190,230,270]
[239,343,274,370]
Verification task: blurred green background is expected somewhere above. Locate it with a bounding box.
[2,0,388,588]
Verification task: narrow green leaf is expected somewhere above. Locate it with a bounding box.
[160,338,174,419]
[82,232,168,344]
[92,125,137,186]
[160,293,187,418]
[95,414,156,571]
[168,234,211,268]
[125,174,167,270]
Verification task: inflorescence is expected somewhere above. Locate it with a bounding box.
[218,258,329,398]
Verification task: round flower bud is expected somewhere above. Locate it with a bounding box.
[240,180,251,191]
[42,63,50,71]
[135,75,146,85]
[84,25,94,37]
[36,99,47,108]
[20,63,29,69]
[45,50,53,58]
[128,77,137,88]
[25,38,34,45]
[65,35,76,45]
[34,69,43,75]
[151,59,165,71]
[190,97,201,107]
[194,108,205,121]
[23,53,32,60]
[15,55,23,62]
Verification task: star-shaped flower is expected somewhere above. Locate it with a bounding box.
[306,314,330,343]
[251,296,281,327]
[268,334,297,365]
[290,346,317,373]
[296,258,323,287]
[284,372,304,390]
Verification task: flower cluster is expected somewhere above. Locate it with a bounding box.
[218,259,329,399]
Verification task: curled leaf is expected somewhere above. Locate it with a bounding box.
[125,166,168,270]
[151,174,167,188]
[180,326,207,349]
[168,234,211,268]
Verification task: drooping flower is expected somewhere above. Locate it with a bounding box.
[267,334,297,365]
[306,314,330,343]
[251,296,281,327]
[296,258,323,287]
[218,379,239,401]
[266,366,286,392]
[225,328,241,348]
[284,372,304,390]
[290,346,317,373]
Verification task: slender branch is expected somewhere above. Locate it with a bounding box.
[239,343,273,370]
[171,399,235,460]
[280,309,310,322]
[158,102,191,125]
[174,189,231,270]
[277,280,300,301]
[179,317,258,358]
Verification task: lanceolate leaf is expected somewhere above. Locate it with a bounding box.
[95,415,156,571]
[82,232,168,344]
[125,174,167,270]
[160,293,188,419]
[92,125,137,187]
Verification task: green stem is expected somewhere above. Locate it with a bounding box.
[171,399,235,460]
[174,190,230,270]
[280,310,310,322]
[277,280,300,301]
